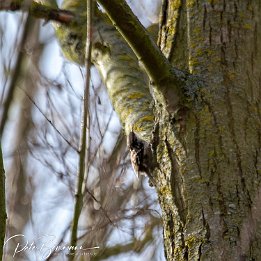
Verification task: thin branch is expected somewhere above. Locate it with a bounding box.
[96,0,172,84]
[96,0,186,112]
[0,1,74,25]
[21,89,79,152]
[0,143,6,260]
[69,0,93,259]
[46,223,71,261]
[91,225,154,261]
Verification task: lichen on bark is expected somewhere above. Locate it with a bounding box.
[55,1,154,142]
[52,0,261,260]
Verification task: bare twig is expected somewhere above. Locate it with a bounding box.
[96,0,172,84]
[91,221,156,261]
[69,0,93,259]
[22,89,79,152]
[0,1,74,25]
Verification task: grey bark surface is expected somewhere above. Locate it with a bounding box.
[154,0,261,260]
[54,0,261,260]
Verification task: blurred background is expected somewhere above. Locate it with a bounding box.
[0,0,164,260]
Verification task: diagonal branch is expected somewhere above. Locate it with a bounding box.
[1,1,196,135]
[97,0,172,85]
[0,1,74,24]
[55,3,155,142]
[97,0,187,112]
[2,1,155,141]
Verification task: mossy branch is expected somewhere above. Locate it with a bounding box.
[1,0,190,114]
[97,0,188,112]
[1,1,154,141]
[97,0,172,84]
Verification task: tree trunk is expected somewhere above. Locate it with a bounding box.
[154,0,261,260]
[51,0,261,259]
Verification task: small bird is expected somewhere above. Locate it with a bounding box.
[128,131,145,178]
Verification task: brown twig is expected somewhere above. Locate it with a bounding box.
[69,0,93,259]
[0,1,75,25]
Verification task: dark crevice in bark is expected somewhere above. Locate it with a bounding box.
[158,0,182,61]
[203,4,207,31]
[180,231,188,261]
[201,209,210,242]
[162,210,177,261]
[234,40,239,61]
[236,185,241,207]
[217,167,228,238]
[224,84,252,206]
[194,114,202,178]
[159,0,168,38]
[167,214,176,259]
[165,139,187,224]
[205,101,227,161]
[158,0,168,54]
[184,246,188,260]
[233,1,238,22]
[210,0,215,10]
[167,4,182,61]
[197,243,202,261]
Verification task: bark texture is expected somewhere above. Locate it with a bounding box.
[154,0,261,260]
[54,0,261,260]
[55,1,154,142]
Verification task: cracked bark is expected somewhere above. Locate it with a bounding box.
[152,0,261,260]
[53,0,261,260]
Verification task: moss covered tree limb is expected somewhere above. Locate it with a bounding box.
[97,0,190,113]
[96,0,171,84]
[1,1,155,141]
[55,1,155,142]
[95,0,192,112]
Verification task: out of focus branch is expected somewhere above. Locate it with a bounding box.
[0,14,32,138]
[69,0,93,259]
[0,1,74,25]
[92,225,154,261]
[0,144,6,260]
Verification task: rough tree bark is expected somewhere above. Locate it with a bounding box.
[2,0,261,260]
[55,0,261,260]
[155,1,261,260]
